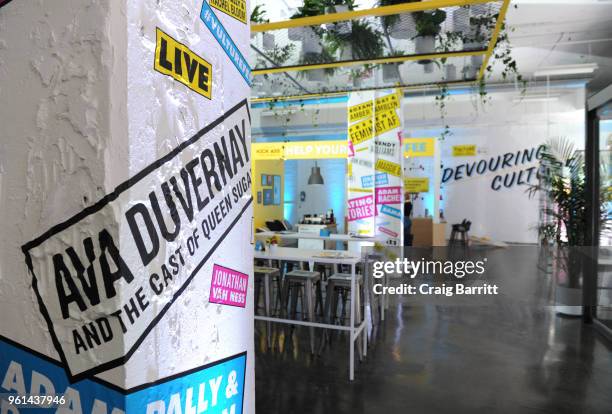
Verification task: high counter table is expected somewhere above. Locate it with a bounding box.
[254,246,366,381]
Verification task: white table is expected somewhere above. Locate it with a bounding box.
[256,232,390,321]
[254,246,366,380]
[255,231,381,243]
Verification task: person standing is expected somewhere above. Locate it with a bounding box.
[404,193,413,246]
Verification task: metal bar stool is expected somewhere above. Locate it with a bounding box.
[254,266,281,348]
[449,219,471,249]
[323,272,364,359]
[281,269,323,354]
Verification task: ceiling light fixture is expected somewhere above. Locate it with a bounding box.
[534,63,598,77]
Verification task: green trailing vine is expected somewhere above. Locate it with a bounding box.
[434,83,452,141]
[250,5,269,24]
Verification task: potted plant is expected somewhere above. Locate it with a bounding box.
[325,0,355,35]
[326,20,384,61]
[250,5,270,40]
[413,9,447,58]
[299,43,335,82]
[288,0,326,42]
[527,137,610,315]
[378,0,418,40]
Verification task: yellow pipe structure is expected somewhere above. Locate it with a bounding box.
[252,50,487,76]
[251,0,497,33]
[477,0,511,80]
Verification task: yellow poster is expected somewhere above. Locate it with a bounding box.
[374,109,401,136]
[252,143,284,160]
[403,138,435,157]
[374,93,400,113]
[404,177,430,193]
[348,101,373,123]
[154,28,212,100]
[349,118,374,145]
[209,0,247,23]
[452,145,477,156]
[375,159,401,177]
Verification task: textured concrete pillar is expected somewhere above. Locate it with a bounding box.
[0,0,253,412]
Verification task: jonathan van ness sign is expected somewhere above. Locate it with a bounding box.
[21,100,252,381]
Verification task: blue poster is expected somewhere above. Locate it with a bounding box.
[361,173,389,188]
[200,1,251,85]
[0,337,246,414]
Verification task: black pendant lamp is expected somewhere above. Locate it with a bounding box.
[308,161,324,185]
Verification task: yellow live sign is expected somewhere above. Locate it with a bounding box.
[404,177,430,193]
[453,145,477,156]
[403,138,435,157]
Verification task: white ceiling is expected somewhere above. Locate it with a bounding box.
[502,0,612,95]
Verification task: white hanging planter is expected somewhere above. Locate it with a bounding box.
[471,54,484,69]
[382,63,400,82]
[326,5,352,35]
[287,26,304,42]
[306,69,326,82]
[452,8,470,34]
[414,35,435,55]
[353,76,362,88]
[445,64,457,81]
[301,27,322,55]
[463,65,478,80]
[340,45,352,61]
[388,13,416,40]
[262,33,275,50]
[423,62,434,74]
[463,40,484,51]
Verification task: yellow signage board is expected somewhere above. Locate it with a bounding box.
[154,28,212,100]
[252,143,284,160]
[348,101,373,123]
[375,159,401,177]
[252,141,347,160]
[452,144,477,156]
[349,118,374,145]
[403,138,435,157]
[404,177,430,193]
[374,109,401,136]
[284,141,347,159]
[374,92,400,113]
[209,0,247,23]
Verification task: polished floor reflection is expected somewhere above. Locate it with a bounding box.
[254,248,612,414]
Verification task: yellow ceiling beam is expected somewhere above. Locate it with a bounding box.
[253,50,487,76]
[251,0,498,33]
[477,0,511,80]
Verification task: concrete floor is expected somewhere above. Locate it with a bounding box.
[254,248,612,414]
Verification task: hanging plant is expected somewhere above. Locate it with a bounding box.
[377,0,420,39]
[434,83,452,141]
[485,22,527,96]
[250,5,269,24]
[325,20,384,60]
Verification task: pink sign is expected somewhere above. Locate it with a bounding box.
[378,226,398,237]
[375,186,401,205]
[209,264,249,308]
[348,141,355,157]
[348,194,375,221]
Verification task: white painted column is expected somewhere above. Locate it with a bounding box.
[0,0,254,412]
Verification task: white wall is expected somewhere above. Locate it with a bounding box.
[404,85,585,243]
